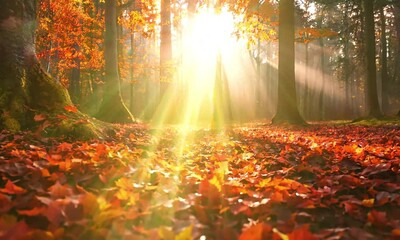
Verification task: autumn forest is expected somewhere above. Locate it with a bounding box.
[0,0,400,239]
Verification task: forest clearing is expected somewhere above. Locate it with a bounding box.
[1,0,400,239]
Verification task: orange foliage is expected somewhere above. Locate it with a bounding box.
[36,0,104,86]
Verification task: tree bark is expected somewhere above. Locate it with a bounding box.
[96,0,134,123]
[0,0,72,131]
[363,0,382,118]
[271,0,305,124]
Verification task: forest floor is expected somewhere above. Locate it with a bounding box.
[0,121,400,240]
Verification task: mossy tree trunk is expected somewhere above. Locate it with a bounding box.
[271,0,305,124]
[96,0,134,123]
[0,0,72,131]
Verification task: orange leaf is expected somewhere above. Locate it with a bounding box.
[239,223,263,240]
[239,223,272,240]
[34,114,47,122]
[0,180,27,195]
[17,207,46,216]
[392,229,400,236]
[49,182,72,199]
[64,105,78,113]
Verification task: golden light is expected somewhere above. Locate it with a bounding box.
[152,6,238,128]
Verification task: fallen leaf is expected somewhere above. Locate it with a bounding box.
[64,105,78,113]
[0,180,27,195]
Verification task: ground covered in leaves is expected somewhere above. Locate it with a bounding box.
[0,123,400,239]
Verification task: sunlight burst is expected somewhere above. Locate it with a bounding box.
[153,6,238,128]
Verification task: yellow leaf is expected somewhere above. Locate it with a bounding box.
[273,228,289,240]
[175,225,193,240]
[115,188,130,201]
[209,175,222,192]
[158,227,175,240]
[362,198,375,207]
[257,177,271,188]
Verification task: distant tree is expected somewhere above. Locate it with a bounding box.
[272,0,305,124]
[362,0,382,118]
[160,0,173,98]
[96,0,134,123]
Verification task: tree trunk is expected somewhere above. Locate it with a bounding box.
[271,0,305,124]
[160,0,172,98]
[363,0,382,118]
[343,2,352,119]
[0,0,72,131]
[69,43,81,104]
[303,43,309,119]
[393,2,400,83]
[380,5,389,115]
[97,0,134,123]
[318,37,325,121]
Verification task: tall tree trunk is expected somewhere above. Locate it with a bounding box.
[380,5,389,115]
[160,0,172,98]
[97,0,134,123]
[303,42,311,119]
[343,2,352,119]
[393,2,400,83]
[272,0,305,124]
[69,43,81,104]
[318,37,325,121]
[0,0,72,131]
[130,33,135,112]
[363,0,382,118]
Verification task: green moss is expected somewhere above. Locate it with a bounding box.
[37,111,112,140]
[351,116,400,126]
[3,117,21,132]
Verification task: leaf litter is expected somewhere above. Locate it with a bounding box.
[0,123,399,239]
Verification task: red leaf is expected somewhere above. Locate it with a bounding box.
[367,210,387,228]
[0,193,12,213]
[288,224,318,240]
[64,105,78,113]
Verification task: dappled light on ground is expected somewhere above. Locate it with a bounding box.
[1,123,400,239]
